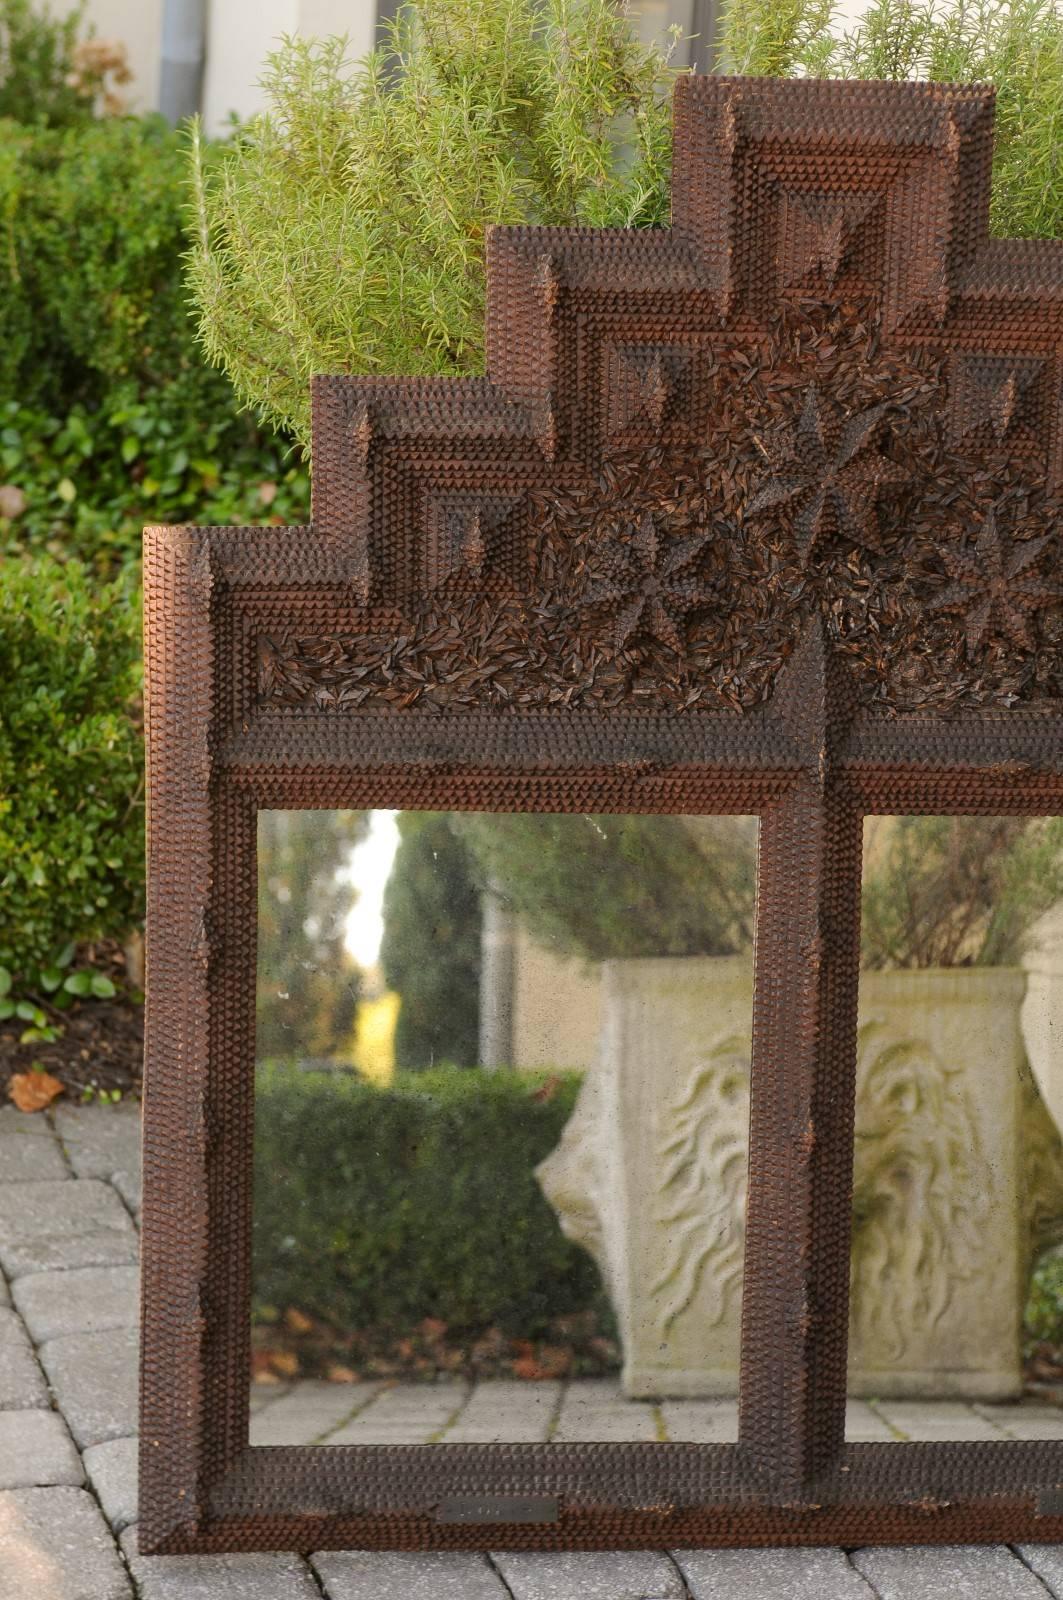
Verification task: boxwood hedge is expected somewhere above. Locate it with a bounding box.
[253,1064,604,1338]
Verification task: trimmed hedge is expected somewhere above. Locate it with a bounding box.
[253,1065,604,1337]
[0,555,143,974]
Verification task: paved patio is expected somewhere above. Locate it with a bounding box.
[5,1102,1063,1597]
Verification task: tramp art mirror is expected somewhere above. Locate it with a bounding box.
[141,73,1063,1552]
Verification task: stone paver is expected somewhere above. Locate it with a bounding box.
[13,1266,138,1344]
[38,1328,138,1448]
[0,1410,82,1490]
[659,1399,738,1444]
[675,1547,877,1598]
[111,1167,142,1218]
[53,1105,141,1185]
[871,1400,1010,1441]
[0,1486,132,1600]
[1015,1545,1063,1596]
[552,1377,660,1442]
[0,1108,52,1138]
[0,1126,69,1184]
[3,1100,1063,1597]
[121,1526,320,1598]
[851,1544,1050,1598]
[0,1180,136,1279]
[0,1307,48,1409]
[83,1437,137,1532]
[845,1400,897,1442]
[976,1403,1063,1440]
[248,1379,383,1446]
[492,1551,686,1599]
[442,1379,562,1443]
[311,1550,510,1599]
[325,1378,470,1444]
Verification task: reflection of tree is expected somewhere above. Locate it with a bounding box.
[380,812,481,1070]
[453,814,758,961]
[257,810,369,1061]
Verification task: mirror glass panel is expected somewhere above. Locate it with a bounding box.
[251,810,758,1445]
[845,815,1063,1444]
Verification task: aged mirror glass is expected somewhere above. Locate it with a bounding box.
[845,815,1063,1444]
[251,810,758,1445]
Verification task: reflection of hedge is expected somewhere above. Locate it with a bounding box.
[253,1064,603,1336]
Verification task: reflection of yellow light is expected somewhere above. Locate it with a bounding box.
[353,991,399,1086]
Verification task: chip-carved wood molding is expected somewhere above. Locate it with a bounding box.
[141,74,1063,1556]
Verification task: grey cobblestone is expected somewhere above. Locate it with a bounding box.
[0,1410,83,1489]
[1014,1544,1063,1595]
[38,1328,138,1448]
[13,1266,139,1344]
[675,1547,877,1598]
[871,1400,1009,1441]
[0,1275,8,1308]
[53,1105,141,1184]
[0,1485,132,1600]
[0,1180,136,1279]
[82,1437,137,1532]
[326,1378,469,1444]
[0,1307,48,1409]
[492,1551,687,1599]
[851,1544,1050,1598]
[0,1108,52,1137]
[442,1379,561,1443]
[111,1167,142,1218]
[0,1128,69,1184]
[312,1550,510,1598]
[552,1377,659,1443]
[658,1399,738,1444]
[121,1526,321,1598]
[248,1378,383,1445]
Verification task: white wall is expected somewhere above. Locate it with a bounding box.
[202,0,377,134]
[78,0,875,129]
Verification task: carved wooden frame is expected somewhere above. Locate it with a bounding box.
[141,74,1063,1552]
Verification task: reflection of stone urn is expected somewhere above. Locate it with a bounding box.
[537,958,1062,1401]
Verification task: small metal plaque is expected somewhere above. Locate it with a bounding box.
[436,1495,559,1525]
[1037,1489,1063,1517]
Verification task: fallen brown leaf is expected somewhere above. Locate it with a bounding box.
[8,1071,63,1113]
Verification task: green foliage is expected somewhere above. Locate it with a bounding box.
[0,555,143,977]
[0,940,115,1043]
[253,1063,604,1335]
[187,0,1063,459]
[455,814,757,961]
[380,812,482,1071]
[257,810,369,1061]
[1026,1246,1063,1346]
[719,0,1063,240]
[186,0,679,450]
[0,390,309,575]
[0,113,309,577]
[0,0,91,129]
[860,817,1063,970]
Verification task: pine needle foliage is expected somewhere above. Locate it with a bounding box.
[186,0,679,452]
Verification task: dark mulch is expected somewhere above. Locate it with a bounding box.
[250,1306,621,1387]
[0,939,143,1103]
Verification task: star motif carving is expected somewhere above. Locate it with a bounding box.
[929,503,1061,655]
[746,387,909,563]
[583,514,713,653]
